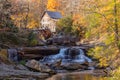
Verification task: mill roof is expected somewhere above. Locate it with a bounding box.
[42,11,62,19]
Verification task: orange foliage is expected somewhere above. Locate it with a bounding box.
[47,0,60,11]
[72,14,86,26]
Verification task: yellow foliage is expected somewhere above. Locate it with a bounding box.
[27,20,38,29]
[99,57,109,67]
[72,14,86,26]
[104,33,115,45]
[93,46,103,59]
[11,12,39,29]
[0,49,8,59]
[88,46,120,67]
[47,0,60,11]
[0,49,11,63]
[111,67,120,80]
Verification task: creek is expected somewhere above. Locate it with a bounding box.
[7,47,109,80]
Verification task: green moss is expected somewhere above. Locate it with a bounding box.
[19,60,26,65]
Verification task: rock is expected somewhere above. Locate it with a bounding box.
[46,38,53,45]
[20,47,60,59]
[65,48,80,59]
[25,59,55,74]
[81,61,89,66]
[93,69,109,77]
[80,61,95,70]
[38,40,46,46]
[53,37,63,45]
[61,63,87,70]
[0,69,49,79]
[56,70,68,73]
[88,62,97,69]
[94,63,106,69]
[50,59,62,69]
[0,63,15,71]
[46,35,78,46]
[14,64,29,71]
[0,63,49,79]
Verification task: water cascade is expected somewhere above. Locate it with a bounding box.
[42,47,92,64]
[7,49,20,62]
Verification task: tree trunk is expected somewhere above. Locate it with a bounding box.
[114,0,119,49]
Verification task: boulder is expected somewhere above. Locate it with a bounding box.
[50,59,62,69]
[81,61,89,66]
[0,63,15,71]
[25,59,55,74]
[65,48,80,59]
[14,64,29,71]
[46,35,78,46]
[93,69,109,77]
[0,63,49,79]
[0,69,49,79]
[61,63,88,70]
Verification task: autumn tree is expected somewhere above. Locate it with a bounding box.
[11,0,47,29]
[0,0,20,46]
[57,14,86,38]
[84,0,120,70]
[57,15,73,34]
[47,0,60,11]
[72,14,86,38]
[0,0,18,32]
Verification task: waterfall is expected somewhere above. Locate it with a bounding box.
[8,49,18,62]
[73,49,92,63]
[42,48,67,62]
[42,47,92,64]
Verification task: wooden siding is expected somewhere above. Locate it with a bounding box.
[41,12,59,32]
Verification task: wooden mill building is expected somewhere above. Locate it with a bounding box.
[41,11,62,33]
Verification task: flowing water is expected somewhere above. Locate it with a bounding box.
[43,47,103,80]
[8,49,18,62]
[42,48,92,64]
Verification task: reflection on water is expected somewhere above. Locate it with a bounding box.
[46,72,107,80]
